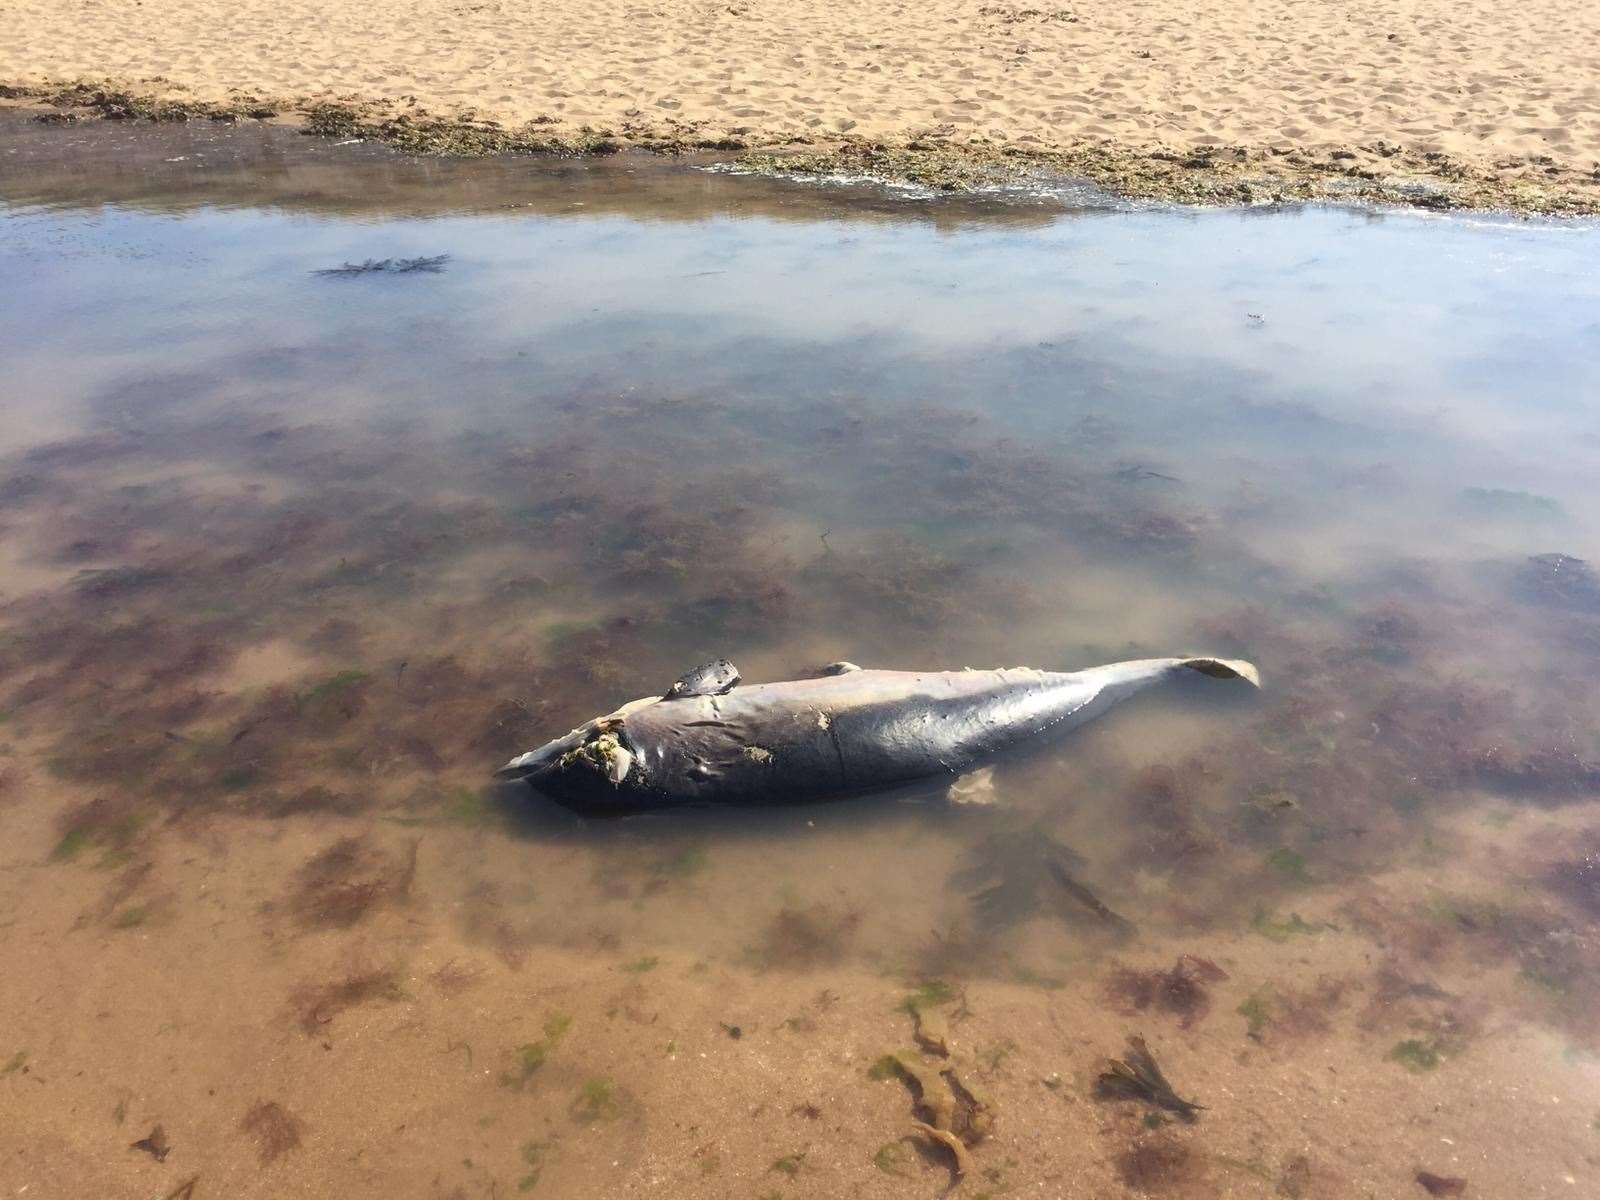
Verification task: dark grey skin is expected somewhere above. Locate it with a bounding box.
[498,655,1258,813]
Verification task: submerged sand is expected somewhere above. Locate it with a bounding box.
[3,0,1600,211]
[4,112,1600,1200]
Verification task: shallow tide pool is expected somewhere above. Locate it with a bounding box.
[2,114,1599,1199]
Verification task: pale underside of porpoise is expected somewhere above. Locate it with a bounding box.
[497,656,1259,813]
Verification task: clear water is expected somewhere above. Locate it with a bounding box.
[2,114,1599,1199]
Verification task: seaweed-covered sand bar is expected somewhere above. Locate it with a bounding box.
[3,0,1599,213]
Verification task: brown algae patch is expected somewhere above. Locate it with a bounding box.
[748,902,863,970]
[1105,955,1229,1030]
[292,962,407,1034]
[239,1100,306,1165]
[1114,1136,1214,1196]
[287,836,418,928]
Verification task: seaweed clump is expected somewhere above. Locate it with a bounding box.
[299,103,624,157]
[1357,963,1483,1063]
[314,256,450,277]
[499,1012,574,1090]
[239,1100,305,1165]
[951,826,1133,933]
[1545,842,1600,919]
[1235,977,1348,1046]
[588,839,709,901]
[288,836,418,928]
[38,82,275,123]
[570,1078,623,1123]
[1115,1137,1206,1193]
[1094,1036,1204,1123]
[293,963,406,1034]
[1518,553,1600,612]
[49,794,148,865]
[1105,956,1228,1029]
[734,143,1024,193]
[1119,765,1219,876]
[749,902,862,969]
[130,1125,171,1161]
[871,1049,995,1179]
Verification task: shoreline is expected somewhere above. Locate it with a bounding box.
[4,77,1598,217]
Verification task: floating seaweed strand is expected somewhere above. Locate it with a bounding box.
[314,255,450,276]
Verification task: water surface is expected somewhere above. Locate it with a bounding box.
[2,114,1599,1199]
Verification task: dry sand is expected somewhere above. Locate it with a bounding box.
[3,0,1600,208]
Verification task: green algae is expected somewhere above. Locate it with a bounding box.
[1388,1038,1443,1073]
[978,1039,1018,1071]
[517,1139,553,1192]
[1251,908,1326,942]
[110,905,150,929]
[1009,965,1067,990]
[900,979,956,1014]
[1265,848,1310,883]
[769,1151,807,1176]
[50,829,90,862]
[570,1078,621,1123]
[873,1141,910,1176]
[1237,993,1272,1040]
[296,669,371,723]
[499,1012,574,1090]
[444,785,493,825]
[867,1054,902,1082]
[1461,488,1563,519]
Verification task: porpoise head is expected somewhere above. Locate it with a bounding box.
[496,698,657,809]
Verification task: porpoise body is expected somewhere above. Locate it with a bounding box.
[498,655,1258,813]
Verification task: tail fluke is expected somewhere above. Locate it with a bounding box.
[1176,657,1260,687]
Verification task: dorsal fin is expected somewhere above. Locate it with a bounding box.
[814,661,862,676]
[664,659,741,699]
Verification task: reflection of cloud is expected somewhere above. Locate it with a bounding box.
[6,149,1600,548]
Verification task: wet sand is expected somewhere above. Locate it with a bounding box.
[3,121,1600,1199]
[3,0,1600,212]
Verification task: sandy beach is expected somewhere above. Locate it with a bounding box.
[3,0,1599,209]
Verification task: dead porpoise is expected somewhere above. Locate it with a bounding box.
[497,655,1258,813]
